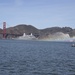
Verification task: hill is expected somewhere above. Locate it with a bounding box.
[6,24,40,37]
[0,24,75,39]
[40,27,75,37]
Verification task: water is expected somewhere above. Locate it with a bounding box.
[0,40,75,75]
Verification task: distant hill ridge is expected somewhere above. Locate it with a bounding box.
[0,24,75,38]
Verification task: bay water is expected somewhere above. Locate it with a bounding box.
[0,40,75,75]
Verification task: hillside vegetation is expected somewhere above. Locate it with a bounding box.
[0,24,75,39]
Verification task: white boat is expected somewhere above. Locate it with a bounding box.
[13,33,38,40]
[71,44,75,47]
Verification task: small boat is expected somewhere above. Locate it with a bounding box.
[71,44,75,47]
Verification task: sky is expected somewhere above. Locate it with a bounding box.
[0,0,75,29]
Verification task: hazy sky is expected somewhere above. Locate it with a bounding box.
[0,0,75,29]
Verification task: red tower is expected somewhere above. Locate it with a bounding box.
[3,22,6,39]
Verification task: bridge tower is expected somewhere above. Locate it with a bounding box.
[3,22,6,39]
